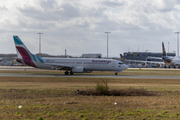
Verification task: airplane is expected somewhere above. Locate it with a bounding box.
[162,42,180,68]
[120,54,164,68]
[13,36,129,75]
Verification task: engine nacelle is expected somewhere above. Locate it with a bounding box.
[72,67,85,73]
[156,63,162,68]
[141,62,147,67]
[137,64,142,68]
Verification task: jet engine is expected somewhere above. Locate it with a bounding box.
[156,63,162,68]
[141,62,147,67]
[72,67,85,73]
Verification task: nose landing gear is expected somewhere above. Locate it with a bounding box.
[115,71,122,75]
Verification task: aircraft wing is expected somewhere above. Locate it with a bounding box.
[45,63,73,70]
[125,59,164,67]
[125,60,164,64]
[146,57,162,60]
[14,57,74,70]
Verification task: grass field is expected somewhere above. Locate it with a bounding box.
[0,69,180,119]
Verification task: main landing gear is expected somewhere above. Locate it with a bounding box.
[70,71,73,75]
[65,71,69,75]
[115,71,121,75]
[64,71,74,75]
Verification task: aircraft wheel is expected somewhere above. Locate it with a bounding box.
[70,71,73,75]
[65,71,69,75]
[115,72,118,75]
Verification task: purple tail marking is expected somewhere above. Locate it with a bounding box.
[16,47,37,68]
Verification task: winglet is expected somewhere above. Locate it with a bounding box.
[162,42,166,56]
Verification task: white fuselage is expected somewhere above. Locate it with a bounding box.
[170,56,180,66]
[32,58,128,72]
[13,36,128,74]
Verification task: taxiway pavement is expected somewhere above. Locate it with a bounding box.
[0,73,179,79]
[0,66,179,79]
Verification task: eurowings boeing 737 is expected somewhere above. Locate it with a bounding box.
[13,36,128,75]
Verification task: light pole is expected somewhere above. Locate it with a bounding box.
[37,33,43,54]
[105,32,110,58]
[168,42,169,53]
[175,32,179,56]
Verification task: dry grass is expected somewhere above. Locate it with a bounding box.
[0,77,178,119]
[0,69,180,119]
[76,87,156,96]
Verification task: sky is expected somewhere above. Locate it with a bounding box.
[1,0,180,57]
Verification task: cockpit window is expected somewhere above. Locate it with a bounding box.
[118,63,123,64]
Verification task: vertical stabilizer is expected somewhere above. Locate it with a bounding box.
[13,36,39,67]
[120,54,125,62]
[13,36,33,59]
[162,42,166,56]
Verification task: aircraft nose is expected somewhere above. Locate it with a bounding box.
[124,64,129,70]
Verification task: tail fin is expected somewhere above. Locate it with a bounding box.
[120,54,125,62]
[13,36,43,67]
[13,36,33,59]
[162,42,166,56]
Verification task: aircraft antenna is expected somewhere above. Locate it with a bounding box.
[168,42,170,53]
